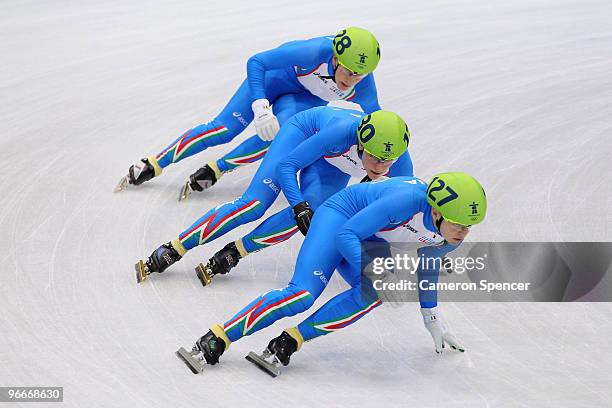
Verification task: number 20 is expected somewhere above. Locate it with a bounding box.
[427,177,458,206]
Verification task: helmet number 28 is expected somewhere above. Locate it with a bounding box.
[334,30,352,55]
[428,177,459,206]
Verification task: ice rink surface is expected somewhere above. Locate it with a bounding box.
[1,0,612,406]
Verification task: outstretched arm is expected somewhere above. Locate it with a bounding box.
[335,188,422,270]
[417,243,465,353]
[277,122,352,207]
[247,38,328,101]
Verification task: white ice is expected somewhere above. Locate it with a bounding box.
[1,0,612,407]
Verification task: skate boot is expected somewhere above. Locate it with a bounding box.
[135,242,182,283]
[195,242,241,287]
[179,164,219,201]
[246,331,299,377]
[115,158,158,192]
[176,328,227,374]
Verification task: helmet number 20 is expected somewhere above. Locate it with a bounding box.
[428,177,459,206]
[358,114,376,143]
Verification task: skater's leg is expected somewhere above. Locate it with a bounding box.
[176,192,271,250]
[176,118,311,251]
[214,135,271,173]
[218,206,350,343]
[180,91,326,197]
[295,261,382,342]
[239,207,298,254]
[154,80,253,169]
[243,261,380,374]
[214,91,326,173]
[239,162,350,254]
[140,114,316,278]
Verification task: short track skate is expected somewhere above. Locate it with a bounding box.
[195,263,214,286]
[178,181,194,202]
[176,347,206,374]
[135,260,150,283]
[245,350,282,378]
[114,175,130,192]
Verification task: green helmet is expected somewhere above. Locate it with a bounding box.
[333,27,380,74]
[426,172,487,226]
[357,111,410,160]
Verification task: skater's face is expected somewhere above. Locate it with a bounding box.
[333,57,366,91]
[431,208,471,245]
[361,149,395,179]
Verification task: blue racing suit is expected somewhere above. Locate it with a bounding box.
[174,107,413,256]
[220,177,457,346]
[149,36,381,176]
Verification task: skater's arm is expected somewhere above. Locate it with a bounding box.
[416,243,456,308]
[387,151,414,177]
[247,38,328,101]
[353,75,382,113]
[336,191,421,270]
[277,124,352,207]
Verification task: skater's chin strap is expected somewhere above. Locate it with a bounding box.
[435,215,444,233]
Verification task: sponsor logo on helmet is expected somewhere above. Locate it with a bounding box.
[358,53,368,64]
[384,142,393,152]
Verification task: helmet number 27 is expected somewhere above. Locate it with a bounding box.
[427,177,459,206]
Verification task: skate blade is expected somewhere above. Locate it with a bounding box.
[135,260,148,283]
[114,175,130,193]
[178,181,193,202]
[245,351,281,378]
[195,263,213,287]
[176,347,205,374]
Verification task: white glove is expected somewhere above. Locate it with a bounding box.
[421,307,464,353]
[252,99,280,141]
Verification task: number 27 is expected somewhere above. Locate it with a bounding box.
[427,177,458,206]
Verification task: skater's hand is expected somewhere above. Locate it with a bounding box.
[293,201,314,236]
[252,99,280,141]
[421,307,464,354]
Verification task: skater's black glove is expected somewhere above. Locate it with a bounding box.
[293,201,314,236]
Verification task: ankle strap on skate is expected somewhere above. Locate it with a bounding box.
[211,324,232,349]
[284,327,304,351]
